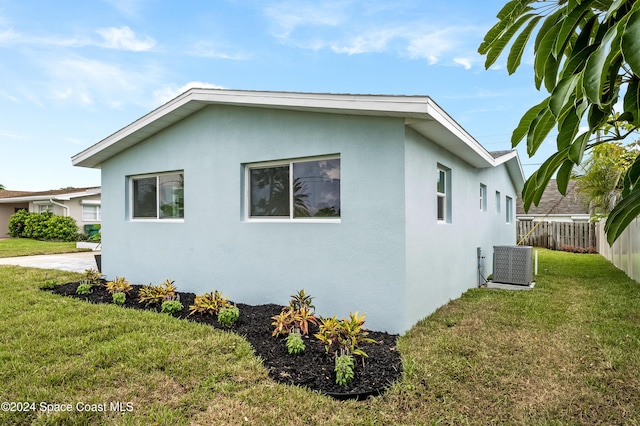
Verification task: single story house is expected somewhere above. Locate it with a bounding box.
[516,179,590,223]
[0,187,101,238]
[72,89,524,334]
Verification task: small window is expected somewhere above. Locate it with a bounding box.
[82,204,101,221]
[437,165,451,223]
[506,196,513,224]
[247,156,340,220]
[480,184,487,212]
[495,191,501,213]
[130,172,184,220]
[39,204,53,214]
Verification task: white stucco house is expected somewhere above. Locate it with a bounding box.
[71,89,524,334]
[0,187,101,238]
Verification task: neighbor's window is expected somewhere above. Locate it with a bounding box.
[131,172,184,220]
[495,191,501,213]
[480,184,487,212]
[38,204,54,214]
[248,156,340,220]
[506,196,513,224]
[437,165,451,223]
[82,204,101,221]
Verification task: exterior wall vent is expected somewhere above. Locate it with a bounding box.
[493,245,533,285]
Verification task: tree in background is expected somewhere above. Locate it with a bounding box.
[0,184,4,190]
[479,0,640,244]
[574,140,639,217]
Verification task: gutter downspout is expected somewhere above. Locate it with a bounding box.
[49,199,70,217]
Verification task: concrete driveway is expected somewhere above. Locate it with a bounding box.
[0,251,100,273]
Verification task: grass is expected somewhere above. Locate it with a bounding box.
[0,238,88,258]
[0,249,639,425]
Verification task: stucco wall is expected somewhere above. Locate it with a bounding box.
[101,105,407,332]
[0,203,28,237]
[404,128,518,330]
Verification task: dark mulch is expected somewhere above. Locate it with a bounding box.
[48,282,403,399]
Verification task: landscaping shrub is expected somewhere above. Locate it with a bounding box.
[7,210,79,241]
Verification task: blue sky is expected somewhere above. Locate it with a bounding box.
[0,0,552,191]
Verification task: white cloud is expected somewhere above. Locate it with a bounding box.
[265,1,346,39]
[96,26,156,51]
[152,81,226,106]
[187,41,253,60]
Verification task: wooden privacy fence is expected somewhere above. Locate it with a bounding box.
[517,221,598,251]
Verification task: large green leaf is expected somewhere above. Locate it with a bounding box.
[507,16,542,74]
[543,50,562,93]
[527,107,556,156]
[568,131,590,164]
[511,98,549,146]
[531,150,569,206]
[549,74,581,118]
[485,14,537,69]
[582,20,623,107]
[622,155,640,197]
[588,103,608,131]
[605,0,630,21]
[497,0,531,21]
[604,187,640,245]
[534,23,563,90]
[622,9,640,77]
[557,108,582,150]
[552,0,595,59]
[556,160,575,195]
[623,77,640,126]
[534,8,565,53]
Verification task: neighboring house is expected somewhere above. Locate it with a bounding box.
[516,179,590,223]
[0,187,101,238]
[72,89,524,334]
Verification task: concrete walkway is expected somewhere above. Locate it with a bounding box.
[0,251,100,273]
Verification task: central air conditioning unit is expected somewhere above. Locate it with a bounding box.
[493,245,533,286]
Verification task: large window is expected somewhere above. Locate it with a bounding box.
[82,204,101,221]
[437,165,451,223]
[131,172,184,220]
[247,156,340,220]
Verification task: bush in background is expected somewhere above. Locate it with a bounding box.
[7,210,79,241]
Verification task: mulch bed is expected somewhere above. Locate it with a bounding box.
[48,282,403,399]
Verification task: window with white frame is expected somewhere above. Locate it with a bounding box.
[38,204,53,214]
[506,196,513,223]
[480,184,487,212]
[247,155,340,220]
[495,191,501,213]
[437,165,451,223]
[82,204,101,221]
[130,171,184,220]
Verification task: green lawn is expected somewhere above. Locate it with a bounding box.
[0,238,88,258]
[1,249,639,425]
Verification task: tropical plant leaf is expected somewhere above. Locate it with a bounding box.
[552,0,594,59]
[479,16,512,55]
[497,0,531,21]
[557,108,582,150]
[531,150,568,206]
[511,98,549,146]
[556,160,575,195]
[622,155,640,197]
[507,16,542,74]
[568,131,590,164]
[622,9,640,77]
[549,74,580,119]
[588,104,608,131]
[623,77,640,126]
[485,13,537,69]
[582,21,623,107]
[605,0,630,21]
[534,23,563,90]
[604,187,640,245]
[527,107,556,156]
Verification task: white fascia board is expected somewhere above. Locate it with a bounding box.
[0,188,101,203]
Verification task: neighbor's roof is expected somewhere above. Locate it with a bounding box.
[0,187,101,203]
[71,88,525,189]
[516,179,589,216]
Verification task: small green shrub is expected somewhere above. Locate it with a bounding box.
[335,354,355,386]
[76,283,92,295]
[7,209,30,238]
[217,305,240,327]
[9,211,80,241]
[138,279,177,306]
[82,269,102,286]
[315,312,375,358]
[112,292,126,306]
[285,332,305,355]
[161,300,183,315]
